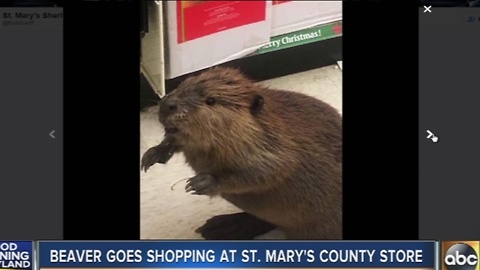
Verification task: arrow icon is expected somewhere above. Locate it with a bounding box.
[426,130,438,143]
[49,130,55,139]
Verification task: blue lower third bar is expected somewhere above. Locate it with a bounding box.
[36,241,436,268]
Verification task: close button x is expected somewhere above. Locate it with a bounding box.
[424,6,432,13]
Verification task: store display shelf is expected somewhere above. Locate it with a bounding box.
[253,20,342,55]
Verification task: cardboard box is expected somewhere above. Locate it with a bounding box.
[164,1,272,79]
[271,1,342,37]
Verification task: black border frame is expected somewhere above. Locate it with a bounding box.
[342,1,418,240]
[63,1,140,240]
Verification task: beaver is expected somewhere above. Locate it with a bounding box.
[142,66,342,240]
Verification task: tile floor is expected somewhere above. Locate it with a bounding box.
[140,63,342,239]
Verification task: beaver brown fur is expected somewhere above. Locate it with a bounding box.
[142,66,342,240]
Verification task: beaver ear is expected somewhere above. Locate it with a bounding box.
[250,94,264,115]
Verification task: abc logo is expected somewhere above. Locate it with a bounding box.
[444,243,478,270]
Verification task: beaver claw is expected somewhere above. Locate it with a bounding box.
[185,174,218,195]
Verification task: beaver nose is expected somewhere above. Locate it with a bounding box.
[160,98,178,116]
[166,103,177,111]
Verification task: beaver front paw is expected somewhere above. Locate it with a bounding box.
[185,173,218,195]
[141,142,175,172]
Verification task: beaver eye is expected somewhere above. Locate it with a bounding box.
[206,97,216,106]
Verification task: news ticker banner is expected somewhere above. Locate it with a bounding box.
[0,240,478,270]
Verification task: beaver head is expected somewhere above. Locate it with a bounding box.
[158,67,265,149]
